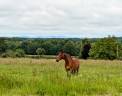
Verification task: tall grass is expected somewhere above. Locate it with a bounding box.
[0,58,122,96]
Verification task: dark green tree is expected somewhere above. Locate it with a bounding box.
[79,38,91,59]
[0,39,6,54]
[20,40,38,55]
[63,41,79,56]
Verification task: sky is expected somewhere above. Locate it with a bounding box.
[0,0,122,38]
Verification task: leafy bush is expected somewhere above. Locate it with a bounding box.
[1,49,25,58]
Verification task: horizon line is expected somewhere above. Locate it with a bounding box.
[0,35,122,39]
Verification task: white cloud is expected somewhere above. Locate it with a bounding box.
[0,0,122,38]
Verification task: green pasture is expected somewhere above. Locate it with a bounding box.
[0,58,122,96]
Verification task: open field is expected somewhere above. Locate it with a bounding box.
[0,58,122,96]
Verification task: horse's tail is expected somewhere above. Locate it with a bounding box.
[76,60,80,74]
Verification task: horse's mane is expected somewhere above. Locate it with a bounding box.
[64,53,72,59]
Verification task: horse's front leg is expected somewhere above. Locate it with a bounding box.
[70,67,76,75]
[66,69,71,78]
[65,65,71,77]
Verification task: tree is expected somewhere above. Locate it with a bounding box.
[6,41,19,51]
[41,41,53,55]
[90,36,119,60]
[20,40,39,55]
[81,44,91,59]
[63,41,79,56]
[36,48,46,56]
[79,38,91,59]
[0,38,6,54]
[116,41,122,59]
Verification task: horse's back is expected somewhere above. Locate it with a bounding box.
[72,58,80,63]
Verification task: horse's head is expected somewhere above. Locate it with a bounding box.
[56,50,65,62]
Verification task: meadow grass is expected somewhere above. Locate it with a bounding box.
[0,58,122,96]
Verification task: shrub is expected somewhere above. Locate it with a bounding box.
[1,53,8,58]
[36,48,46,56]
[5,50,16,58]
[1,49,25,58]
[15,49,25,57]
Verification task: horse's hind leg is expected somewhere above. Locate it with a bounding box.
[67,71,71,78]
[72,70,76,75]
[71,69,74,74]
[76,67,79,75]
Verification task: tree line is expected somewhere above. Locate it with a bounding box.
[0,36,122,60]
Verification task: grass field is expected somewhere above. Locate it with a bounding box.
[0,58,122,96]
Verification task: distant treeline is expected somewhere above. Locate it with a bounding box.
[0,36,122,60]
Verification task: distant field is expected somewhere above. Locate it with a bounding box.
[0,58,122,96]
[25,55,56,59]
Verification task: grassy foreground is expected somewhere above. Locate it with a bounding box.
[0,58,122,96]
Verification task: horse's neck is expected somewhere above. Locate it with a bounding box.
[64,54,72,66]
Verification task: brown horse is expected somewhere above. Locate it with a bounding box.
[56,51,80,77]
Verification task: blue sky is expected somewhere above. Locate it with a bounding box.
[0,0,122,38]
